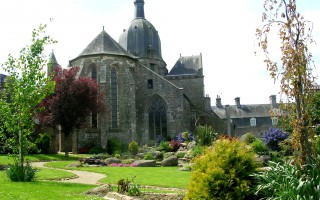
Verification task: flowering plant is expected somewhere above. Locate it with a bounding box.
[176,131,194,143]
[262,127,289,151]
[109,163,137,167]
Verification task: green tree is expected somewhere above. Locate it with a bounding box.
[256,0,316,164]
[0,24,55,174]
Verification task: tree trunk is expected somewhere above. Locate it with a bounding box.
[64,133,69,157]
[18,128,24,171]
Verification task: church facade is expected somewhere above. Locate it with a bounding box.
[54,0,223,152]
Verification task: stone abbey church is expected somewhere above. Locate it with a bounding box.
[50,0,223,153]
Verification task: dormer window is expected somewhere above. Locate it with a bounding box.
[250,118,256,127]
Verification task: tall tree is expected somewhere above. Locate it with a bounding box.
[256,0,316,164]
[0,24,55,170]
[37,67,104,157]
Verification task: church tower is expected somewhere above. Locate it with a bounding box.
[119,0,168,75]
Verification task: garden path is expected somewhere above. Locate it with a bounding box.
[32,162,106,185]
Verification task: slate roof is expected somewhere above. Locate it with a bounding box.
[77,30,131,58]
[212,104,272,119]
[168,54,202,76]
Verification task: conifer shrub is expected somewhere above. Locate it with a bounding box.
[185,138,259,200]
[128,141,139,156]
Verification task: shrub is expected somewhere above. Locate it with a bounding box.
[159,141,170,152]
[250,138,268,155]
[128,141,139,156]
[5,160,36,182]
[190,145,207,158]
[107,138,126,155]
[278,138,293,156]
[240,132,256,144]
[185,138,259,200]
[169,140,181,152]
[253,161,320,199]
[144,153,153,160]
[89,146,106,154]
[194,125,218,146]
[262,127,289,151]
[35,132,51,154]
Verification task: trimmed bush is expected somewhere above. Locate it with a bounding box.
[240,132,256,144]
[128,141,139,156]
[250,138,268,155]
[185,138,259,200]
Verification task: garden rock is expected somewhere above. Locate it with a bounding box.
[164,152,175,158]
[105,157,121,165]
[85,184,112,197]
[187,141,196,150]
[161,156,178,166]
[256,155,271,165]
[132,160,156,167]
[152,151,163,160]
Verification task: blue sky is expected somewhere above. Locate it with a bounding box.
[0,0,319,105]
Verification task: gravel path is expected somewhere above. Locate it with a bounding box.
[32,162,106,185]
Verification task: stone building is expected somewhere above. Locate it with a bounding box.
[212,95,280,137]
[0,74,6,89]
[53,0,223,153]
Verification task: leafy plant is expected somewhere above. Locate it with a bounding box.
[240,132,256,144]
[128,141,139,156]
[35,132,51,154]
[185,138,259,200]
[5,159,36,182]
[169,140,181,152]
[190,145,207,158]
[159,141,170,152]
[194,125,218,146]
[253,161,320,199]
[262,127,289,151]
[144,153,153,160]
[127,177,142,196]
[250,138,268,155]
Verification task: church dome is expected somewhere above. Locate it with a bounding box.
[119,0,163,61]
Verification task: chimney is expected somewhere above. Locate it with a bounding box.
[216,95,222,108]
[235,97,241,108]
[269,95,277,108]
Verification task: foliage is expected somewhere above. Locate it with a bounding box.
[88,146,106,154]
[159,141,170,152]
[143,153,154,160]
[189,145,207,159]
[185,138,259,200]
[193,125,217,146]
[37,66,105,157]
[35,132,51,154]
[262,127,289,151]
[127,177,142,196]
[257,0,316,164]
[5,160,36,182]
[278,138,294,156]
[240,132,256,144]
[106,139,125,155]
[0,24,56,176]
[128,141,139,156]
[168,140,181,152]
[176,131,194,143]
[250,138,269,155]
[253,161,320,199]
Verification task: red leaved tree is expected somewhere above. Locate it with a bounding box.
[38,67,104,157]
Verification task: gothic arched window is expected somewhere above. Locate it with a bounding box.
[149,97,167,140]
[111,68,118,128]
[91,67,97,80]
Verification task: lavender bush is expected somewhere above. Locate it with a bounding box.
[262,127,289,151]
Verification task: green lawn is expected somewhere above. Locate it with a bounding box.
[0,172,103,200]
[46,161,191,188]
[0,153,89,165]
[36,168,76,180]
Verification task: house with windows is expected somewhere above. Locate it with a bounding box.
[50,0,223,153]
[212,95,280,137]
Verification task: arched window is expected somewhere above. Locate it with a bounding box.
[149,97,167,140]
[250,118,256,127]
[91,67,97,80]
[111,68,118,128]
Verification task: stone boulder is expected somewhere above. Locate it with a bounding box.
[161,156,178,166]
[85,184,112,197]
[132,160,156,167]
[187,141,196,150]
[105,157,121,165]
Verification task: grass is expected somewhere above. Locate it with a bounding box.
[0,172,103,200]
[46,161,191,188]
[35,168,76,180]
[0,153,89,165]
